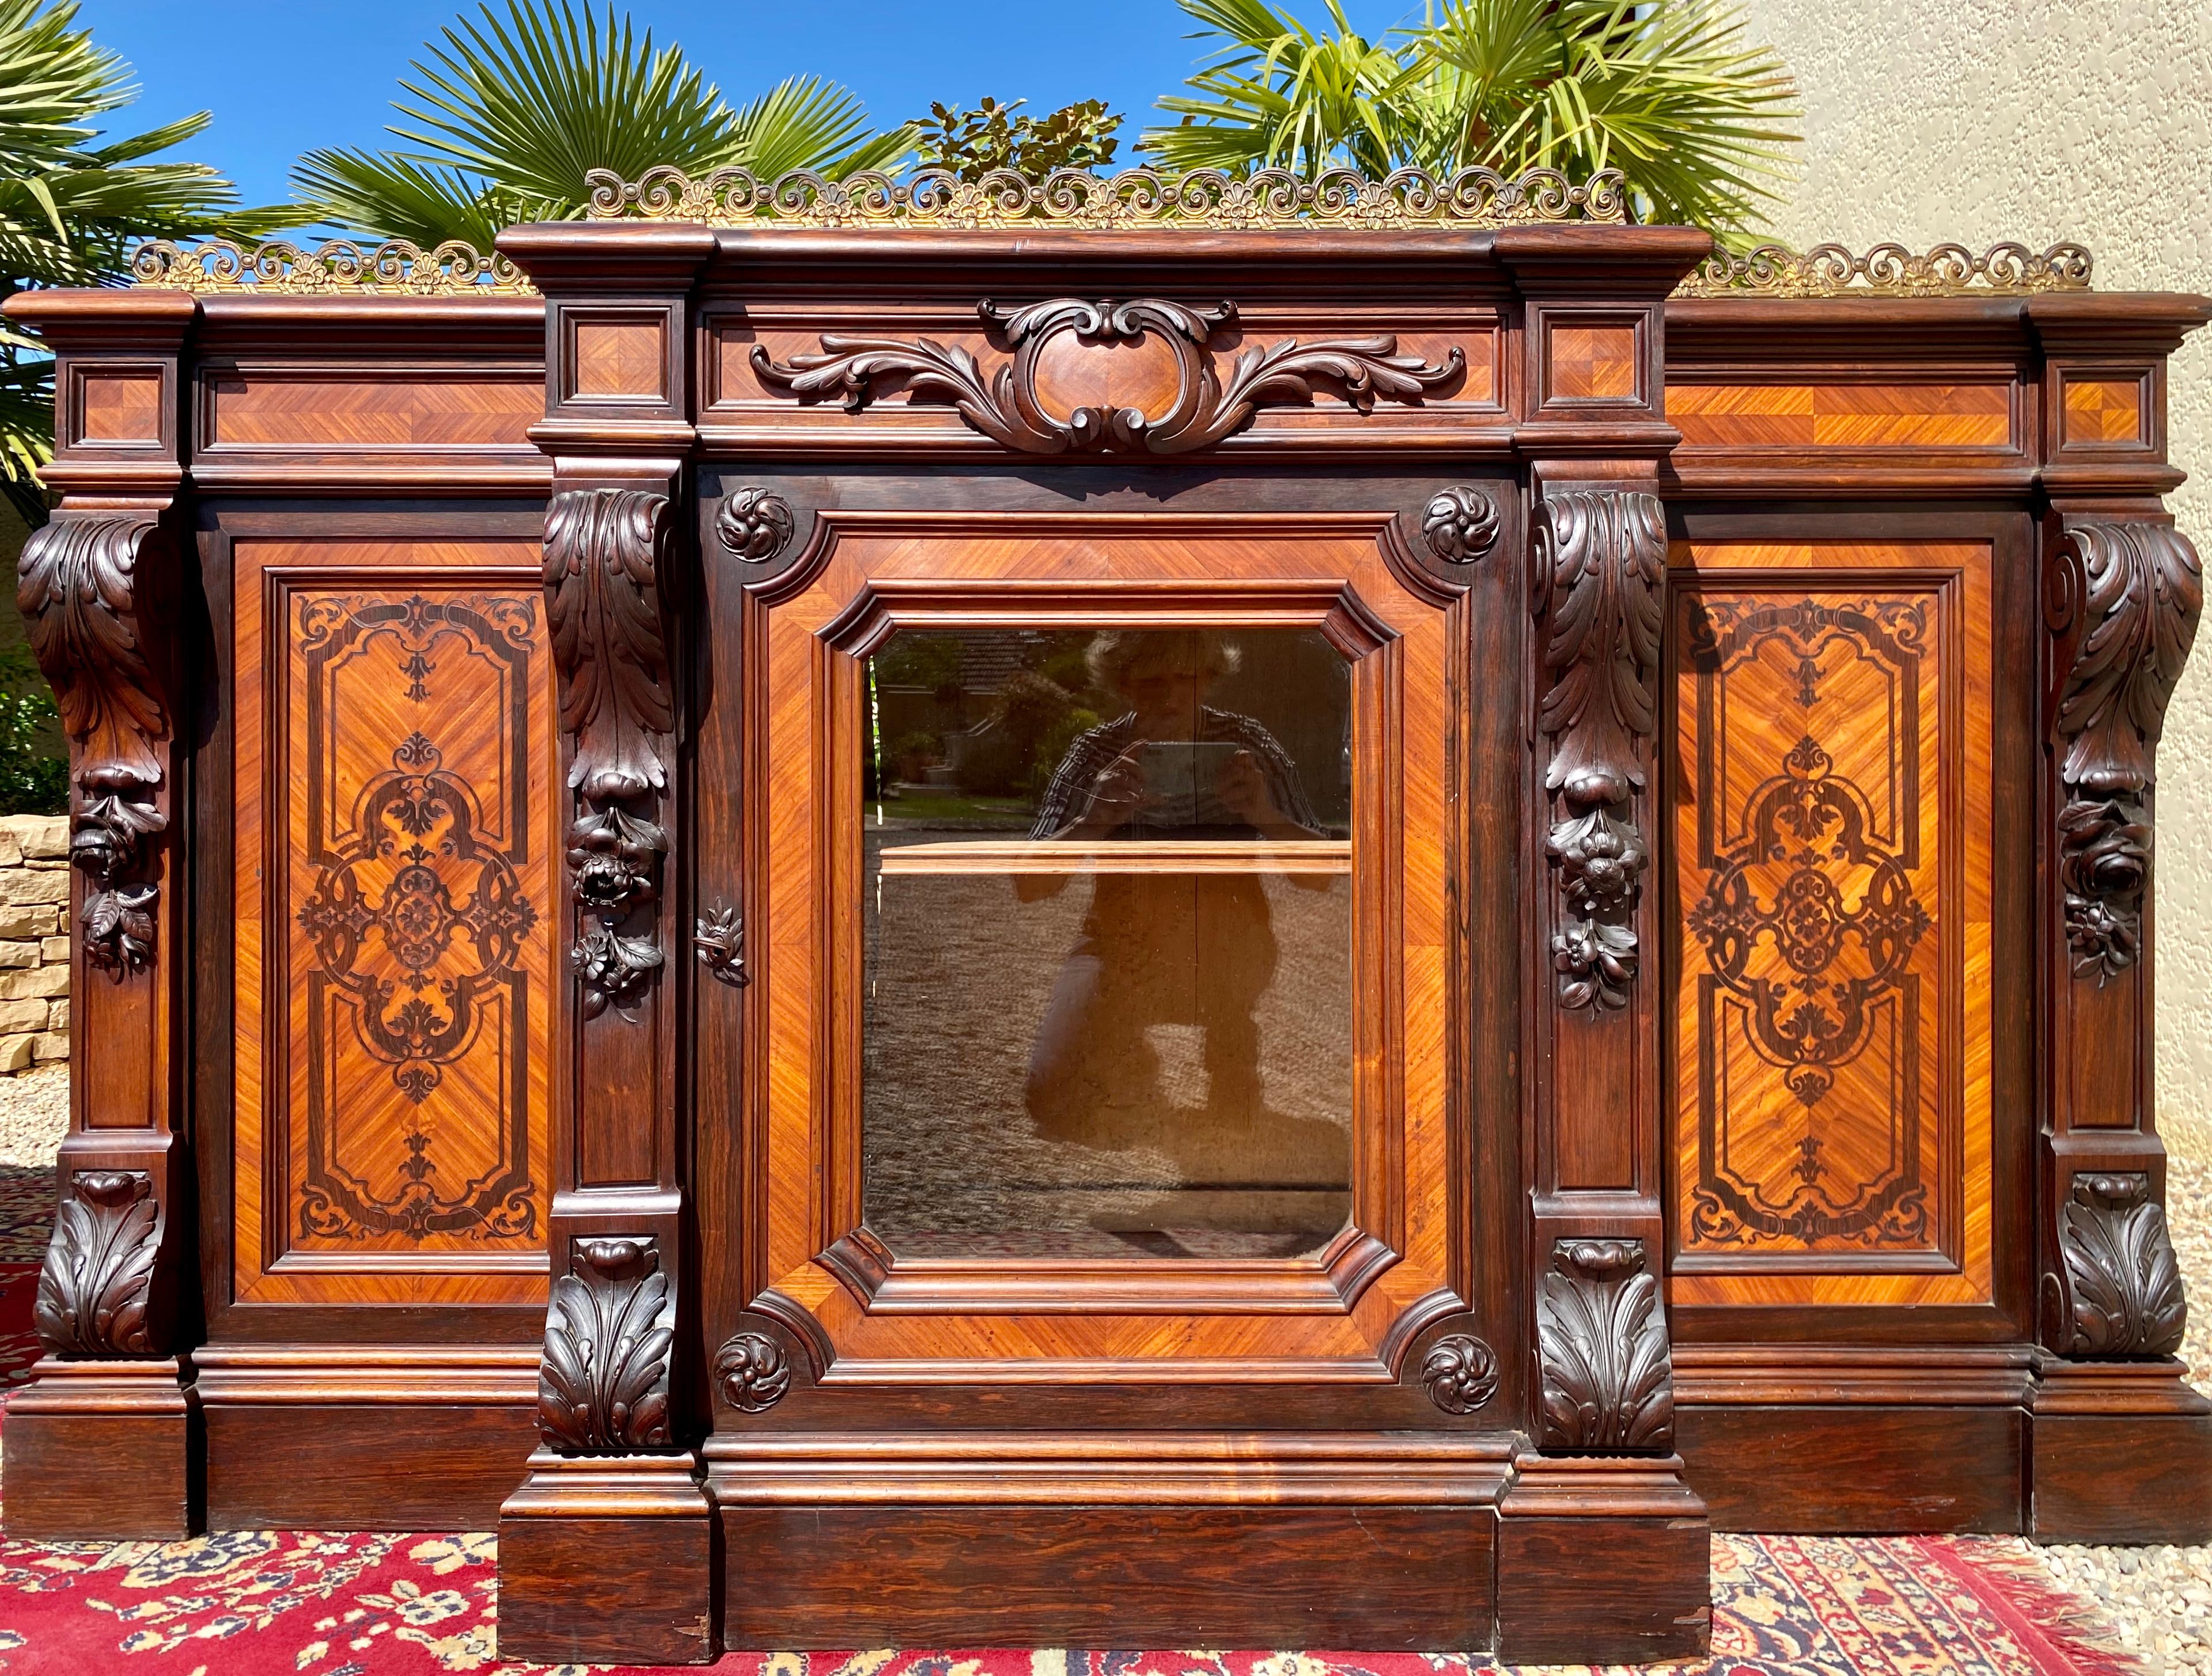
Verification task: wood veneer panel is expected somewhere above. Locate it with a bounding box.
[207,374,540,448]
[232,540,556,1307]
[2060,377,2145,446]
[1677,1404,2023,1533]
[1550,324,1638,399]
[205,1403,537,1530]
[1668,541,1995,1310]
[721,1505,1494,1649]
[78,369,162,442]
[1671,382,2012,449]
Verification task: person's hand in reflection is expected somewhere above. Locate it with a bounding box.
[1065,748,1151,839]
[1214,747,1294,839]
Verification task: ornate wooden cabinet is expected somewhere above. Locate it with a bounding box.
[5,172,2206,1666]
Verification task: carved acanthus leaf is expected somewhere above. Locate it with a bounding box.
[2055,1172,2187,1359]
[2051,522,2203,984]
[1420,1334,1499,1415]
[535,1237,676,1453]
[713,1330,790,1412]
[1533,490,1664,1010]
[544,489,677,1019]
[1537,1238,1675,1452]
[696,900,748,987]
[34,1169,161,1358]
[752,297,1461,456]
[17,513,173,979]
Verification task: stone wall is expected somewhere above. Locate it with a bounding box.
[1733,0,2212,1147]
[0,814,69,1072]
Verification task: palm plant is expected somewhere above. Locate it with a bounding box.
[0,0,280,526]
[1141,0,1799,237]
[294,1,918,248]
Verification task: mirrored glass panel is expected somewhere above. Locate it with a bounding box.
[861,627,1355,1259]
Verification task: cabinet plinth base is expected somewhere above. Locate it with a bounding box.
[2,1357,197,1539]
[1495,1454,1711,1665]
[2031,1359,2212,1545]
[498,1449,715,1666]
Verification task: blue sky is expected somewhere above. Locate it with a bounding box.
[80,0,1416,214]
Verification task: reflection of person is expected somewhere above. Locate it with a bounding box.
[1020,632,1330,1154]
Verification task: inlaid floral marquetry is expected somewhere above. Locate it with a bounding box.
[281,586,553,1253]
[1671,543,1994,1305]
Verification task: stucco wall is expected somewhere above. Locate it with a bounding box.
[1733,0,2212,1147]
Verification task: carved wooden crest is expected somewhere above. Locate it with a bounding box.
[535,1235,677,1453]
[1533,490,1664,1010]
[752,297,1464,456]
[2048,521,2202,984]
[543,488,677,1018]
[1537,1238,1675,1452]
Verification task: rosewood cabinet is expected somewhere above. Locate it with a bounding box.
[6,171,2207,1665]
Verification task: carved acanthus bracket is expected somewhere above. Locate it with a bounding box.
[1420,1333,1499,1414]
[16,512,172,979]
[544,488,677,1019]
[1537,1238,1675,1452]
[713,1330,790,1412]
[751,297,1464,456]
[716,487,794,563]
[2048,521,2202,984]
[535,1235,677,1453]
[2050,1172,2188,1359]
[1421,486,1501,564]
[34,1169,162,1358]
[695,899,748,987]
[1533,490,1664,1010]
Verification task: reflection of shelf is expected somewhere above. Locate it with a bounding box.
[874,839,1351,877]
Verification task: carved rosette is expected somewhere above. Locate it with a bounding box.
[695,900,748,987]
[1537,1238,1675,1453]
[543,488,676,1019]
[2051,1173,2187,1359]
[536,1236,677,1453]
[1421,486,1501,564]
[716,487,794,563]
[34,1170,161,1358]
[713,1330,790,1412]
[1533,491,1664,1010]
[1420,1334,1499,1415]
[2048,522,2203,985]
[15,512,173,979]
[752,297,1463,456]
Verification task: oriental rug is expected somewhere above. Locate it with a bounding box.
[0,1159,2145,1676]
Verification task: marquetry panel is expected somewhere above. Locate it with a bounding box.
[1668,541,1993,1310]
[569,317,666,399]
[1670,382,2013,449]
[206,374,540,448]
[76,369,163,442]
[2061,377,2145,446]
[233,541,555,1306]
[1548,324,1639,400]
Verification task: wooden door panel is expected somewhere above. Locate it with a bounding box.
[1668,541,1993,1309]
[233,540,555,1305]
[752,514,1463,1378]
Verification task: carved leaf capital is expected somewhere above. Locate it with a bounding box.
[535,1235,677,1454]
[35,1169,162,1358]
[2054,1171,2187,1359]
[1537,1237,1675,1452]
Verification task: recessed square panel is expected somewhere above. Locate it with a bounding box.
[860,625,1354,1260]
[1550,324,1640,401]
[77,370,162,443]
[2063,377,2145,446]
[570,317,666,400]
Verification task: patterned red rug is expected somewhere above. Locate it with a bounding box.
[0,1159,2145,1675]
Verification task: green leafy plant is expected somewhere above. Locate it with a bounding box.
[0,0,283,525]
[294,0,919,247]
[1140,0,1798,238]
[0,644,63,816]
[916,97,1123,181]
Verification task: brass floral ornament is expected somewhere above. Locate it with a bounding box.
[582,163,1627,230]
[129,237,535,295]
[1677,240,2093,298]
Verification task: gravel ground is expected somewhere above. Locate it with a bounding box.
[0,1065,65,1167]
